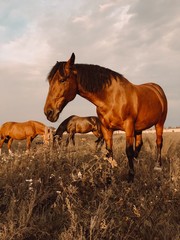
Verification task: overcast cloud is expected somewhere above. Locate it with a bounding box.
[0,0,179,128]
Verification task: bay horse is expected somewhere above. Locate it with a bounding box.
[54,115,104,147]
[0,120,51,154]
[44,53,168,182]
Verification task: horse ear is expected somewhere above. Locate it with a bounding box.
[70,53,75,65]
[65,53,75,74]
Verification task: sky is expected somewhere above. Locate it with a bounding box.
[0,0,179,128]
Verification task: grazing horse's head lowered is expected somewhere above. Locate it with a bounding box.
[54,115,104,147]
[44,53,167,182]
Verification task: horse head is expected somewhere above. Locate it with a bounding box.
[44,53,78,122]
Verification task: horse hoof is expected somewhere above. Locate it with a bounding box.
[128,170,134,183]
[128,176,134,183]
[9,151,13,156]
[154,166,162,171]
[106,176,112,186]
[110,158,118,168]
[103,157,118,168]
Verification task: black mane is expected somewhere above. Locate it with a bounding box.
[47,61,66,81]
[48,62,124,93]
[76,64,123,93]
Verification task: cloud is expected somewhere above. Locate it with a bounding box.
[0,0,179,128]
[99,2,116,12]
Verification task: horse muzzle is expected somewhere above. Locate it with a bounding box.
[44,108,60,122]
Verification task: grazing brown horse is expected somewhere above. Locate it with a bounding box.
[44,53,168,182]
[0,120,51,154]
[54,115,104,147]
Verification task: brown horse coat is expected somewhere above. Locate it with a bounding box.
[54,115,103,146]
[44,53,168,182]
[0,120,51,154]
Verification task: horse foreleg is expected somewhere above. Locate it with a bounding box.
[134,132,143,158]
[101,126,113,158]
[66,135,70,147]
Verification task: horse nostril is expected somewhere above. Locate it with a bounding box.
[46,109,53,118]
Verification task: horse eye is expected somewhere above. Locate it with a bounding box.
[59,77,66,83]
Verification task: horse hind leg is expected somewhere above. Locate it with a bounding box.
[66,133,75,146]
[154,123,164,170]
[134,132,143,159]
[7,138,14,155]
[0,137,6,155]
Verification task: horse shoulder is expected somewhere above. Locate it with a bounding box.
[32,121,45,133]
[3,122,16,135]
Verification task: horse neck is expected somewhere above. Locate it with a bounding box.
[33,122,45,135]
[77,82,106,107]
[55,126,64,137]
[37,126,44,135]
[76,76,131,108]
[55,115,75,136]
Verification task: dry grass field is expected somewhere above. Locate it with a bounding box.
[0,132,179,240]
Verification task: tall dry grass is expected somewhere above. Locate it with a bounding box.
[0,132,179,240]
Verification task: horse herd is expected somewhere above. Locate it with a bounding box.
[0,53,168,182]
[0,115,103,155]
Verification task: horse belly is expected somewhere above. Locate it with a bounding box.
[76,122,92,133]
[11,125,34,140]
[10,128,26,140]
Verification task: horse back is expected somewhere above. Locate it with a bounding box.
[65,116,94,133]
[55,115,77,136]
